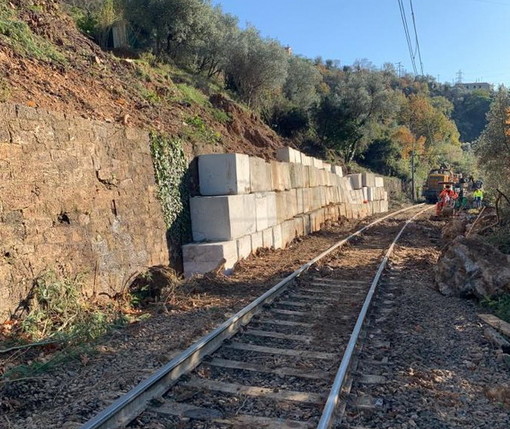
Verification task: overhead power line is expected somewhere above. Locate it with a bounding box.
[397,0,417,75]
[409,0,424,75]
[396,0,424,76]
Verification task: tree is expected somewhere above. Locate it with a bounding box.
[313,68,398,162]
[224,27,288,107]
[283,56,321,110]
[476,86,510,196]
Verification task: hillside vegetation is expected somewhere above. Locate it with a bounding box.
[1,1,508,235]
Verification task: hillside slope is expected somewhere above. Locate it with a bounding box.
[0,0,287,159]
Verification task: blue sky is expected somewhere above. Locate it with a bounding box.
[212,0,510,86]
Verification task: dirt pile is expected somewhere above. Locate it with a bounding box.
[1,0,287,159]
[435,236,510,298]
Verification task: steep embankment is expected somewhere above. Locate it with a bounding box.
[0,0,286,159]
[0,0,291,319]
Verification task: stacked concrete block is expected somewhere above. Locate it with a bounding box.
[199,153,250,195]
[183,241,238,277]
[237,235,252,260]
[332,165,343,176]
[250,157,272,192]
[251,230,264,253]
[190,194,256,241]
[184,149,392,277]
[348,173,363,190]
[362,172,376,187]
[254,192,277,231]
[276,146,302,164]
[262,228,274,248]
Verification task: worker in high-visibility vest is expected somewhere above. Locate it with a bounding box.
[473,188,484,209]
[436,185,458,216]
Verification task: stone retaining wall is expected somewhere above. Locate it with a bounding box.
[183,149,389,277]
[0,103,169,319]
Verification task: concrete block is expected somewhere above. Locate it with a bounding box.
[272,224,283,249]
[312,187,322,210]
[271,161,291,191]
[312,158,324,169]
[198,153,250,195]
[308,166,319,187]
[281,219,297,247]
[343,176,354,191]
[251,231,263,252]
[348,173,363,189]
[302,188,313,212]
[296,188,304,214]
[255,192,277,231]
[290,163,306,189]
[250,157,272,192]
[296,214,312,235]
[183,241,238,277]
[293,216,305,237]
[332,165,343,176]
[375,176,384,187]
[310,208,325,231]
[301,155,312,166]
[276,146,301,163]
[288,189,300,218]
[190,194,256,241]
[262,228,273,248]
[237,235,252,260]
[362,187,369,202]
[366,187,376,201]
[383,190,388,201]
[323,163,332,172]
[362,172,376,187]
[275,192,287,224]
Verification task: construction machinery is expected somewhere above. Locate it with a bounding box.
[422,166,459,203]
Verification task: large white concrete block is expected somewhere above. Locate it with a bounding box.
[199,153,250,196]
[249,157,272,192]
[281,219,297,247]
[290,163,306,189]
[332,165,343,176]
[255,192,277,231]
[343,176,354,191]
[251,231,263,252]
[323,163,332,172]
[312,158,324,169]
[381,199,389,212]
[272,224,283,249]
[362,172,376,187]
[183,241,238,277]
[190,194,256,241]
[301,155,312,166]
[262,228,274,248]
[383,190,388,201]
[276,146,301,163]
[237,235,252,260]
[362,187,369,201]
[366,187,376,201]
[296,188,304,214]
[308,166,319,187]
[348,173,363,189]
[375,176,384,187]
[271,161,292,191]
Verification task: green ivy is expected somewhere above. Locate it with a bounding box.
[149,132,191,253]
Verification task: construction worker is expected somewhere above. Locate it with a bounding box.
[473,188,484,209]
[436,184,458,216]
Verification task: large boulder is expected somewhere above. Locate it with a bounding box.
[434,236,510,298]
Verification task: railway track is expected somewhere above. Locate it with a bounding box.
[82,204,432,429]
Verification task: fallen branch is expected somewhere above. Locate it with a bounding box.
[466,206,486,237]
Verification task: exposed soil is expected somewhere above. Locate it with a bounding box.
[1,0,288,160]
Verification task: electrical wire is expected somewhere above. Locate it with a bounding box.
[409,0,424,75]
[397,0,418,75]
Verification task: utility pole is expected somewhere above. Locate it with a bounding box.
[411,150,415,202]
[456,69,463,84]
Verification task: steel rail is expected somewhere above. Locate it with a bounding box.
[81,204,424,429]
[317,205,433,429]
